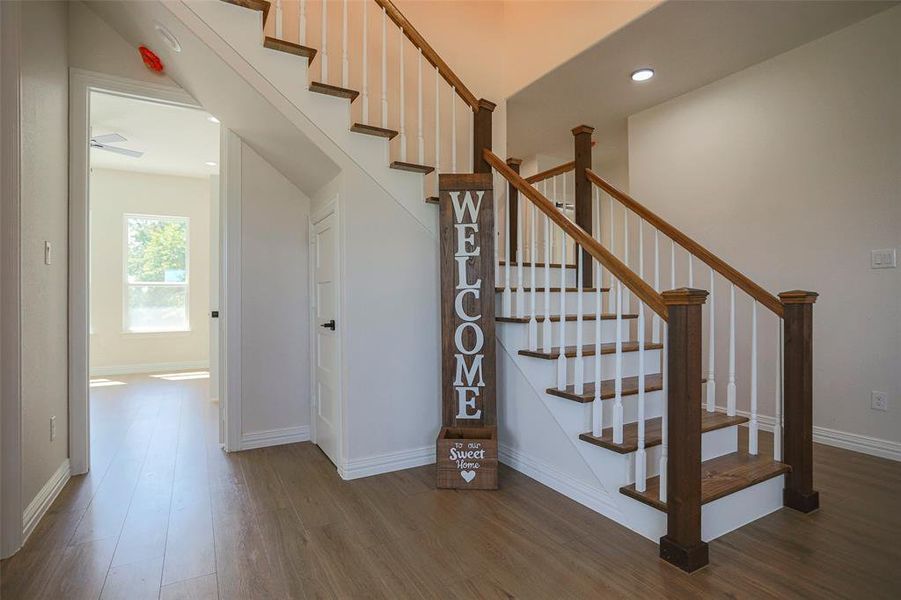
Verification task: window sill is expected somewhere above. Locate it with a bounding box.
[121,329,192,338]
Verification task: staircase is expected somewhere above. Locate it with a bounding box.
[143,0,817,573]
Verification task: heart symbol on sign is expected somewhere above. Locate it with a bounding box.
[460,470,476,483]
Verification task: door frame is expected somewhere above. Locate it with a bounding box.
[68,69,228,472]
[309,196,345,468]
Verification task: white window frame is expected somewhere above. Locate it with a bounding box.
[122,212,191,334]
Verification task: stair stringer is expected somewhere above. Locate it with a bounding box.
[496,323,669,541]
[175,0,438,235]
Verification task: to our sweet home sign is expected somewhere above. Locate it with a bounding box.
[436,173,498,490]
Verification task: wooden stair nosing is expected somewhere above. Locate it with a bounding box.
[390,161,434,175]
[425,196,439,205]
[548,374,707,404]
[620,451,791,511]
[263,37,316,61]
[498,261,576,269]
[310,81,359,102]
[222,0,271,22]
[497,313,638,324]
[351,123,398,140]
[519,341,663,360]
[578,411,746,454]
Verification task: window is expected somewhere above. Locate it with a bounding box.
[124,215,190,332]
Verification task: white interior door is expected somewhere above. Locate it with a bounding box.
[312,209,340,465]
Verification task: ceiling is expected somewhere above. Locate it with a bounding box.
[90,91,220,178]
[507,0,898,166]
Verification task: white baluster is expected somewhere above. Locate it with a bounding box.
[608,194,615,290]
[727,283,736,416]
[361,0,368,123]
[299,0,307,45]
[275,0,284,38]
[594,188,604,311]
[706,268,716,412]
[433,65,439,187]
[468,105,474,172]
[341,0,348,88]
[552,176,559,262]
[398,28,406,161]
[612,281,624,444]
[659,322,668,503]
[528,202,537,352]
[774,319,784,461]
[515,195,524,319]
[574,247,584,395]
[592,255,602,436]
[688,253,693,287]
[622,207,630,312]
[636,299,647,492]
[417,49,424,164]
[652,230,660,344]
[502,191,511,317]
[320,0,329,83]
[380,7,387,129]
[749,300,759,455]
[670,240,676,290]
[451,87,457,172]
[542,187,552,353]
[557,227,568,391]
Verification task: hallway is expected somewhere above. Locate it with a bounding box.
[1,373,899,599]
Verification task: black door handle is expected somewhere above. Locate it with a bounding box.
[321,319,336,331]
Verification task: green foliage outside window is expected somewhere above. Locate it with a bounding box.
[127,217,188,283]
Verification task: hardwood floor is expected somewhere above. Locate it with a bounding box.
[2,373,900,599]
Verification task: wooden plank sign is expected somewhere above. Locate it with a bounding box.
[436,173,497,490]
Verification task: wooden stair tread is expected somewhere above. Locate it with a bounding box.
[310,82,359,101]
[221,0,270,22]
[425,196,439,205]
[495,286,608,293]
[497,313,637,324]
[620,452,790,511]
[498,261,576,269]
[390,161,434,174]
[263,37,316,61]
[579,411,745,453]
[520,341,663,360]
[548,373,706,403]
[351,123,397,139]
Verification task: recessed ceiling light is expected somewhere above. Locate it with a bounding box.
[205,161,217,167]
[207,116,220,124]
[631,68,654,82]
[155,23,181,53]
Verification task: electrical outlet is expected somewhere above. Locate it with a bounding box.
[870,248,896,269]
[50,416,57,441]
[871,391,888,412]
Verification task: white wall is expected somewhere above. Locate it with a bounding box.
[628,6,901,449]
[89,168,212,374]
[20,0,69,508]
[239,143,312,438]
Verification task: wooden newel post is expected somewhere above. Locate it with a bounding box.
[660,288,709,573]
[472,98,495,174]
[435,172,498,490]
[779,290,819,513]
[572,125,594,287]
[506,158,522,258]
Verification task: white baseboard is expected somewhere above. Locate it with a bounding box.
[499,443,619,517]
[338,445,435,481]
[90,360,209,377]
[23,459,70,543]
[240,425,310,450]
[720,406,901,462]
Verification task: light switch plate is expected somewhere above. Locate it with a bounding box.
[44,241,52,265]
[870,248,896,269]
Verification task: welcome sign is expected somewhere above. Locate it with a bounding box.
[436,173,497,490]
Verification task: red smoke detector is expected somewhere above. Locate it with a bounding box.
[139,46,164,73]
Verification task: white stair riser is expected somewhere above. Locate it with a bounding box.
[620,424,739,485]
[497,267,576,287]
[541,319,639,347]
[497,290,606,314]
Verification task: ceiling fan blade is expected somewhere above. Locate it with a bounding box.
[94,145,144,158]
[92,133,127,144]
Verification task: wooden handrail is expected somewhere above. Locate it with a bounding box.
[486,150,668,320]
[525,160,575,184]
[373,0,479,111]
[586,169,784,318]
